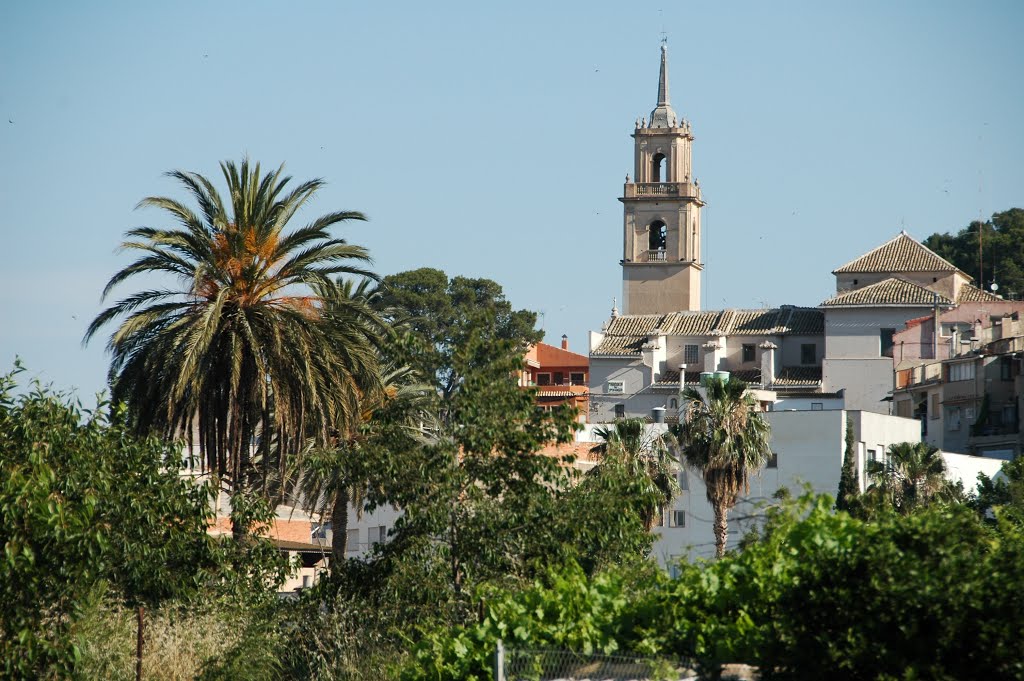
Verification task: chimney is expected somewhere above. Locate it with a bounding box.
[561,334,569,350]
[759,341,778,387]
[702,340,719,373]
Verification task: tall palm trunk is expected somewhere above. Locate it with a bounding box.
[712,501,729,558]
[330,483,350,574]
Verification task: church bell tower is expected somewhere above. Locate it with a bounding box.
[620,43,704,314]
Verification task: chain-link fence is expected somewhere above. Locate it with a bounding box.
[495,641,699,681]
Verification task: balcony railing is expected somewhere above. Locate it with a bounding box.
[969,424,1020,438]
[641,249,667,262]
[896,362,943,389]
[623,182,702,199]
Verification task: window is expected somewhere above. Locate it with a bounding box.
[553,371,564,385]
[684,344,699,365]
[896,400,912,418]
[607,380,624,395]
[570,372,585,384]
[801,343,816,365]
[880,329,896,358]
[947,362,975,382]
[368,525,387,547]
[742,344,756,363]
[669,397,678,409]
[537,373,551,386]
[1002,405,1018,428]
[669,510,686,528]
[1001,356,1015,381]
[311,522,331,541]
[649,220,667,251]
[930,393,940,420]
[346,528,359,552]
[614,404,625,418]
[677,470,689,490]
[867,449,877,463]
[766,452,778,469]
[947,406,961,431]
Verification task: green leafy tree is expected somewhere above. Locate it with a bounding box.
[84,159,381,533]
[0,365,221,679]
[398,494,1024,681]
[367,270,572,619]
[835,418,859,512]
[924,208,1024,294]
[376,268,542,403]
[670,378,771,558]
[971,455,1024,523]
[298,364,434,574]
[372,332,576,621]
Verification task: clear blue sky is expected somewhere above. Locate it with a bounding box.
[2,1,1023,399]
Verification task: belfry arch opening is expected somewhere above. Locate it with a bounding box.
[648,220,667,252]
[652,153,666,182]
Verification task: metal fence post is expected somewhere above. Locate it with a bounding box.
[494,639,505,681]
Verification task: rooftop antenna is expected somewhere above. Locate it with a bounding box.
[977,120,989,288]
[978,170,985,288]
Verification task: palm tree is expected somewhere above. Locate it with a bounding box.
[589,418,676,531]
[670,378,771,558]
[865,442,952,513]
[85,159,381,533]
[294,279,434,572]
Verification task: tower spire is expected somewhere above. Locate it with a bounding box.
[657,41,670,106]
[649,42,677,128]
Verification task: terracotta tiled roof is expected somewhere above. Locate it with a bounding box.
[956,283,1002,303]
[593,307,823,357]
[771,366,823,387]
[591,335,647,356]
[661,311,728,336]
[778,307,825,335]
[833,232,959,274]
[603,315,667,336]
[821,278,953,307]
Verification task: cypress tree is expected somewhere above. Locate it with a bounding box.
[836,417,859,511]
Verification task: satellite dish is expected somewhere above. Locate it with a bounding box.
[991,282,999,292]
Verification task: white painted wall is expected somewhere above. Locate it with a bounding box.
[771,395,845,411]
[651,410,923,564]
[824,307,930,358]
[823,357,893,413]
[940,451,1004,488]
